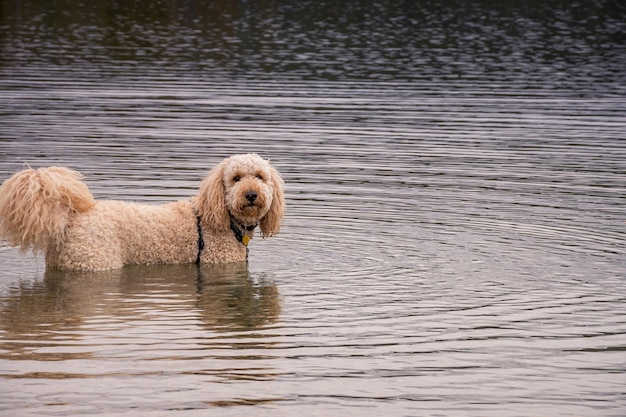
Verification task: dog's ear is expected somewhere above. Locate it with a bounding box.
[260,163,285,238]
[196,161,230,233]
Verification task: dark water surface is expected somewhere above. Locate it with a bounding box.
[1,1,625,416]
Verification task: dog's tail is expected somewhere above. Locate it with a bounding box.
[0,166,96,253]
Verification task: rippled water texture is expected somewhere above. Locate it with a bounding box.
[1,1,625,416]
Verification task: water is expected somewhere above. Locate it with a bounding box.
[1,1,625,416]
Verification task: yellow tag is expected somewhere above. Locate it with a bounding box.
[242,235,250,246]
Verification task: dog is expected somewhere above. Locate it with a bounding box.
[0,154,285,271]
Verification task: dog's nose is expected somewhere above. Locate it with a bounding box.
[245,191,258,203]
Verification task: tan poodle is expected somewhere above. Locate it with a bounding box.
[0,154,285,271]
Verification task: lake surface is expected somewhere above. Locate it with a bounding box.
[1,1,625,416]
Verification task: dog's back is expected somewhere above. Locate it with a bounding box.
[49,200,199,270]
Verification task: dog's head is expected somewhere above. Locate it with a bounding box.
[196,154,285,238]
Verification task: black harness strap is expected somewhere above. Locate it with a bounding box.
[230,221,245,244]
[195,216,205,265]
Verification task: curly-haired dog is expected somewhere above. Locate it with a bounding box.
[0,154,285,271]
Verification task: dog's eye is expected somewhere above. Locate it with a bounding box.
[233,175,241,182]
[256,174,264,181]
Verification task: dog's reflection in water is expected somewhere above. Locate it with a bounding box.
[0,262,281,358]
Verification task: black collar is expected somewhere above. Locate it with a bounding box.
[230,219,257,247]
[194,212,256,266]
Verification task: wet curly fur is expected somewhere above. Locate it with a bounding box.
[0,154,285,271]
